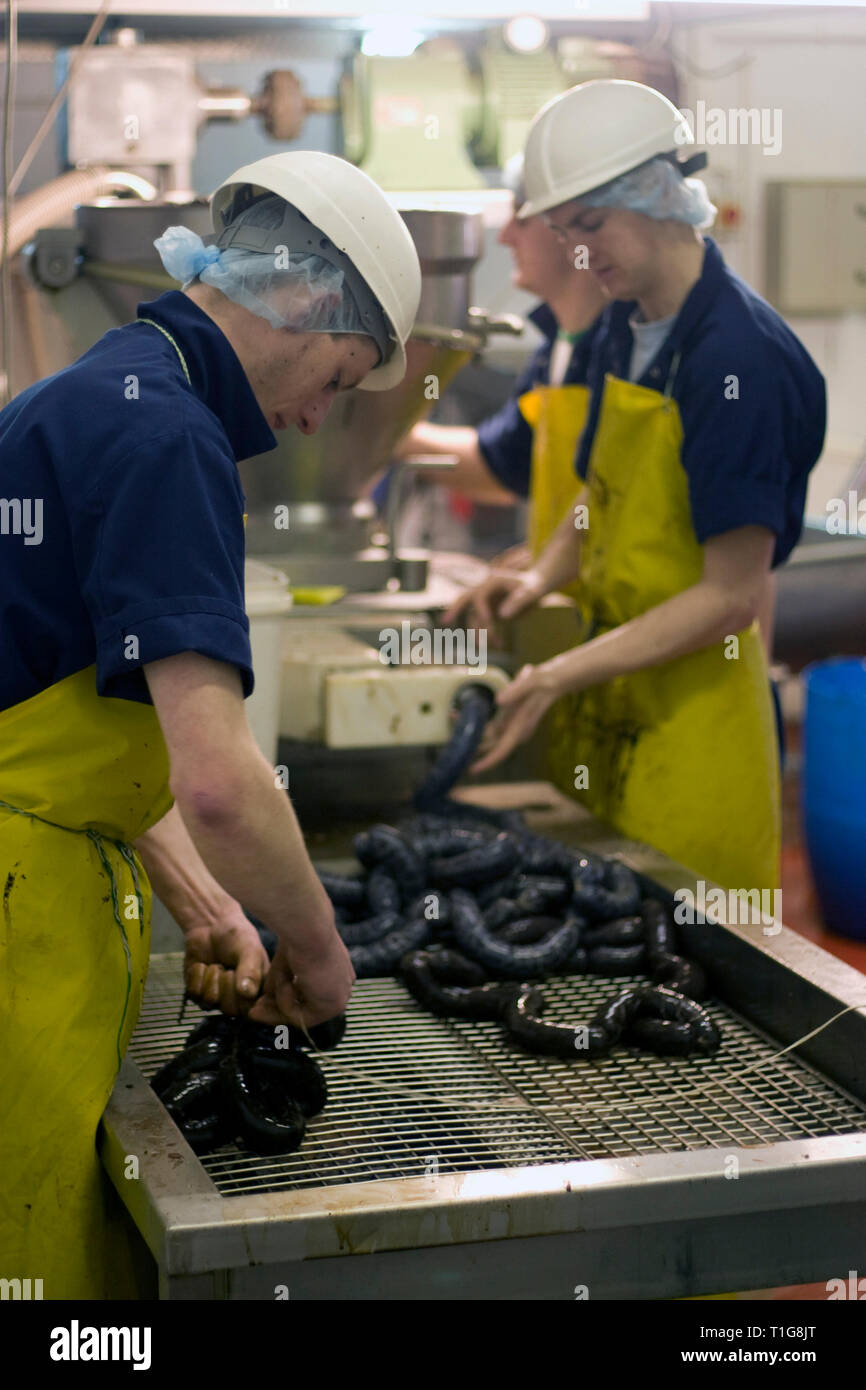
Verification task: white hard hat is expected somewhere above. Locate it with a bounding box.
[211,151,422,391]
[518,79,702,221]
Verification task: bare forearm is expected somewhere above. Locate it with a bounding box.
[174,747,333,963]
[543,580,756,694]
[533,488,587,594]
[133,804,235,935]
[397,423,516,504]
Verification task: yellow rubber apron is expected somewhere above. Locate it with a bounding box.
[517,384,592,796]
[0,309,185,1300]
[0,667,172,1299]
[539,366,779,892]
[518,383,591,601]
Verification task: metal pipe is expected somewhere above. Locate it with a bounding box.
[3,168,157,261]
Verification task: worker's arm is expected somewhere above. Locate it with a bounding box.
[472,526,775,772]
[394,422,516,505]
[133,804,271,1016]
[143,652,354,1027]
[443,487,588,640]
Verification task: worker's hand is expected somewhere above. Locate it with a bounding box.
[247,931,356,1030]
[489,542,532,572]
[443,566,547,643]
[470,663,562,773]
[183,907,271,1017]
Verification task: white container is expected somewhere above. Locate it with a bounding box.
[244,560,293,764]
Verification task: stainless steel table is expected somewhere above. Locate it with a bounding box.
[100,786,866,1299]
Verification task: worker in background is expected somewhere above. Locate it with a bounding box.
[0,152,421,1299]
[390,154,607,576]
[447,80,825,894]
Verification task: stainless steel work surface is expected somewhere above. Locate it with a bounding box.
[130,955,866,1199]
[100,788,866,1298]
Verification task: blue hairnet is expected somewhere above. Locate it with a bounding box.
[578,156,716,230]
[153,224,388,360]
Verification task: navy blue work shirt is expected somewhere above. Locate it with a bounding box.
[0,290,277,712]
[476,303,601,497]
[576,237,827,567]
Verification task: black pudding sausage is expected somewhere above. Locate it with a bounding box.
[348,916,432,978]
[504,987,610,1058]
[399,950,520,1021]
[641,897,677,959]
[424,947,488,986]
[219,1052,306,1155]
[624,985,720,1056]
[317,872,366,910]
[338,910,401,947]
[588,987,646,1044]
[365,866,402,914]
[428,832,521,888]
[151,1036,232,1097]
[650,952,708,1001]
[413,689,494,810]
[238,1045,328,1117]
[583,916,645,948]
[625,1017,696,1056]
[586,943,647,975]
[184,1012,238,1049]
[572,858,641,922]
[497,915,564,946]
[352,824,424,887]
[451,889,582,978]
[160,1071,234,1154]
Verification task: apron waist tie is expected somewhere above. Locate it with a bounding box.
[0,795,145,1065]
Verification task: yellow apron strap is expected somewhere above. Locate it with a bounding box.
[136,316,192,386]
[518,383,590,583]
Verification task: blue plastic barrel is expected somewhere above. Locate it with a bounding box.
[802,658,866,940]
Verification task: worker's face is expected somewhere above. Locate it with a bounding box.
[544,202,661,303]
[498,198,577,300]
[245,328,381,434]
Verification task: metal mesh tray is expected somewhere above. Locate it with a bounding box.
[130,954,866,1199]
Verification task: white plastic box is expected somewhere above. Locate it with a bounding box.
[244,560,293,764]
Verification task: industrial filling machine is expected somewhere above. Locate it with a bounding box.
[11,31,866,1302]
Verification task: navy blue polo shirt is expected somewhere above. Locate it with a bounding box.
[0,290,277,712]
[576,238,826,567]
[476,303,601,498]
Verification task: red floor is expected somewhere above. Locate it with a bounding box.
[739,724,866,1300]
